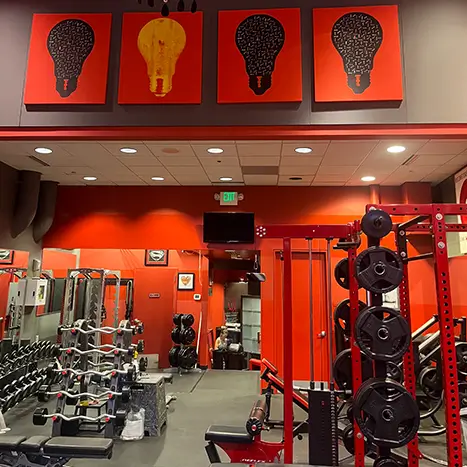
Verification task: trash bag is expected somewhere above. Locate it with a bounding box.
[121,408,145,441]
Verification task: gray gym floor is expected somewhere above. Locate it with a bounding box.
[1,370,454,467]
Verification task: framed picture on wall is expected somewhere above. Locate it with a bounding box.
[217,8,302,103]
[0,250,14,265]
[24,13,112,104]
[145,250,169,266]
[178,272,195,291]
[313,5,403,102]
[118,12,203,104]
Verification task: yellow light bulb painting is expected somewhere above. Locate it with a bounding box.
[137,18,187,97]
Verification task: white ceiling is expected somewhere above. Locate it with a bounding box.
[0,139,465,186]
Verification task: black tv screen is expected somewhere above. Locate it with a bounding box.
[203,212,255,244]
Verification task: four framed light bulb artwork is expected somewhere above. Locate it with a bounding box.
[23,5,402,105]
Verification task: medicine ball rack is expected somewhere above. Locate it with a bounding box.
[33,319,141,438]
[256,202,466,467]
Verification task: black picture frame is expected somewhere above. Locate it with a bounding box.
[145,250,169,266]
[177,272,195,291]
[0,250,14,265]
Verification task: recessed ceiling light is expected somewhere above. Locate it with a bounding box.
[208,147,224,154]
[83,176,97,181]
[289,177,303,181]
[219,177,233,181]
[151,177,165,181]
[361,176,376,182]
[387,145,406,154]
[294,147,312,154]
[120,147,137,154]
[34,147,52,155]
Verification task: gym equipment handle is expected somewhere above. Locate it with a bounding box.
[46,389,126,400]
[42,412,116,422]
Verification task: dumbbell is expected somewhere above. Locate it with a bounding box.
[137,340,144,353]
[33,408,48,426]
[37,384,51,402]
[121,386,131,403]
[115,408,126,427]
[64,390,79,405]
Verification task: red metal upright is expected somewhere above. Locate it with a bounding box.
[282,237,294,464]
[347,247,365,467]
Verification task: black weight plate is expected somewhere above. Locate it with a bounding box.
[171,327,181,344]
[459,382,467,409]
[355,246,403,294]
[168,346,181,367]
[354,377,419,449]
[333,348,373,393]
[181,314,195,327]
[361,210,393,239]
[373,457,400,467]
[355,306,410,362]
[179,346,197,369]
[419,366,442,400]
[173,314,182,327]
[335,258,351,290]
[386,362,403,383]
[334,299,367,338]
[342,424,371,456]
[180,327,196,345]
[456,342,467,375]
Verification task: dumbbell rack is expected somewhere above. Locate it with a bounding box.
[35,319,139,438]
[0,341,58,413]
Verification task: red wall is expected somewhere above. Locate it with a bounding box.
[43,185,441,376]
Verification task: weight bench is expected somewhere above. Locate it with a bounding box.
[0,435,113,467]
[205,399,283,464]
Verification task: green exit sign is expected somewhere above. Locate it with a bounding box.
[220,192,238,206]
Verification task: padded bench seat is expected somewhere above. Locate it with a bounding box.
[205,425,253,445]
[0,436,27,451]
[20,436,50,453]
[43,437,113,458]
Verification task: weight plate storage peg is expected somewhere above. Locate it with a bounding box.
[355,246,403,294]
[173,313,182,327]
[169,346,181,367]
[354,306,410,362]
[180,327,196,345]
[171,327,181,344]
[334,299,367,338]
[361,209,393,239]
[181,313,195,327]
[353,378,420,449]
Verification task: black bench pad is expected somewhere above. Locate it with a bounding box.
[205,425,253,444]
[0,436,27,451]
[43,437,113,458]
[20,436,51,453]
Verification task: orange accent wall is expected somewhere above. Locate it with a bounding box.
[43,184,439,374]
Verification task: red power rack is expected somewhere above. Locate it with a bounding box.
[367,203,466,467]
[256,222,361,464]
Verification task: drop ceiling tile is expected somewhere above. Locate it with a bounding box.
[174,174,212,185]
[280,156,322,167]
[118,156,162,167]
[346,173,392,186]
[236,142,282,157]
[279,166,318,176]
[105,173,143,183]
[311,181,345,186]
[417,140,467,155]
[281,142,329,157]
[114,180,148,186]
[317,166,358,175]
[205,167,243,179]
[146,144,195,158]
[243,175,278,185]
[191,143,238,158]
[129,166,172,177]
[58,143,111,158]
[158,156,200,167]
[15,142,73,158]
[278,175,313,186]
[421,170,454,184]
[31,154,81,167]
[410,155,457,166]
[0,156,45,170]
[190,140,236,145]
[198,156,240,167]
[321,141,378,166]
[444,154,467,168]
[367,140,428,158]
[381,166,438,185]
[101,143,154,158]
[167,166,206,176]
[240,156,280,166]
[313,174,350,183]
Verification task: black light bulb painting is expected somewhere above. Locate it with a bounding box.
[332,13,383,94]
[47,19,95,98]
[235,14,285,95]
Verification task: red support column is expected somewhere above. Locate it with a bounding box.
[282,237,294,464]
[348,247,365,467]
[432,209,463,467]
